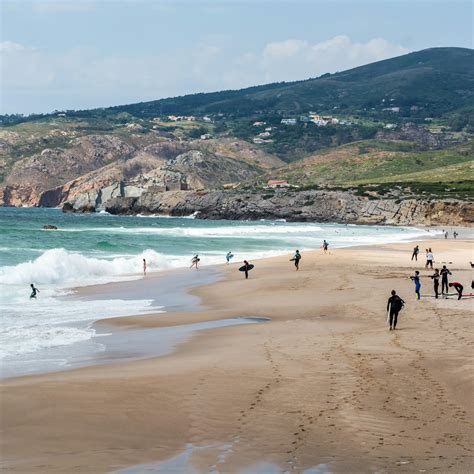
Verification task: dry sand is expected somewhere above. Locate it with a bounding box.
[1,239,473,473]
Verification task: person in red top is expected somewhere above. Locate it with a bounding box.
[449,282,464,300]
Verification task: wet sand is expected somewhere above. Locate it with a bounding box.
[1,239,473,473]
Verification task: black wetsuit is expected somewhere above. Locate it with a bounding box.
[411,247,419,261]
[441,268,451,294]
[294,253,301,270]
[387,295,405,329]
[244,263,251,279]
[431,273,440,299]
[30,286,39,299]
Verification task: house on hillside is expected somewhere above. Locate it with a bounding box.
[266,179,290,189]
[281,118,297,125]
[200,133,212,140]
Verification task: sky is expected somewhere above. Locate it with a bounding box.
[1,0,473,115]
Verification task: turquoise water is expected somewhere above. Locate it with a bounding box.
[0,207,440,373]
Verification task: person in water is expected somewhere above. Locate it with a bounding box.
[449,282,463,300]
[243,260,251,279]
[293,250,301,271]
[387,290,405,330]
[226,252,233,264]
[440,265,452,295]
[30,284,40,299]
[430,269,440,299]
[425,248,434,269]
[143,258,147,276]
[411,245,419,261]
[322,240,329,253]
[190,254,200,270]
[453,231,458,239]
[410,271,421,300]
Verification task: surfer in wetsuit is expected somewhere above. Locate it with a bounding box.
[293,250,301,271]
[30,284,40,299]
[411,245,419,261]
[143,258,147,276]
[190,254,200,270]
[410,271,421,300]
[430,269,440,299]
[449,282,463,300]
[440,265,452,295]
[226,252,233,264]
[387,290,405,330]
[243,260,251,279]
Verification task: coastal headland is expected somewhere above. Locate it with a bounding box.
[1,239,473,473]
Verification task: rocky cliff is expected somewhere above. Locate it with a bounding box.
[63,189,474,226]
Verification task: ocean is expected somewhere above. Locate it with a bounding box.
[0,207,441,376]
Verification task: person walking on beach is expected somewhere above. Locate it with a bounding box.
[30,284,40,299]
[143,258,147,276]
[226,252,233,264]
[322,240,329,254]
[190,254,200,270]
[411,245,419,261]
[449,282,464,300]
[453,231,458,239]
[425,248,434,269]
[293,250,301,271]
[440,265,452,295]
[445,231,448,239]
[430,269,440,299]
[242,260,251,279]
[410,271,421,300]
[387,290,405,330]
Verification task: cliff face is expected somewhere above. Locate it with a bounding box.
[86,190,474,226]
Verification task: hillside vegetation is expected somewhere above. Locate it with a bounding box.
[0,47,473,206]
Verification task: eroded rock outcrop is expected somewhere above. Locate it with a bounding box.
[92,190,474,226]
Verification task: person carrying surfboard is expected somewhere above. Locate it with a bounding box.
[190,254,200,270]
[387,290,405,330]
[292,250,301,271]
[322,240,329,253]
[241,260,252,279]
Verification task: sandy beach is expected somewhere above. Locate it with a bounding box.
[1,238,473,473]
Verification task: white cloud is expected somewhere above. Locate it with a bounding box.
[0,35,410,114]
[261,35,410,82]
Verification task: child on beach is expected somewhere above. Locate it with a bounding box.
[322,240,329,253]
[410,271,421,300]
[425,248,434,269]
[440,265,452,295]
[430,269,440,299]
[449,282,463,300]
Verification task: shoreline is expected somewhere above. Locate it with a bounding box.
[1,238,473,472]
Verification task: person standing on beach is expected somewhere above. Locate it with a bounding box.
[322,240,329,253]
[410,271,421,300]
[243,260,251,279]
[143,258,147,276]
[293,250,301,271]
[425,248,434,269]
[449,282,463,300]
[30,284,40,299]
[445,231,448,239]
[387,290,405,330]
[430,269,440,299]
[440,265,452,295]
[453,231,458,239]
[190,254,200,270]
[411,245,419,261]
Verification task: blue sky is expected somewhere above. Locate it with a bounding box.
[1,0,473,114]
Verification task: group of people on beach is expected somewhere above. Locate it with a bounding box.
[409,245,471,301]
